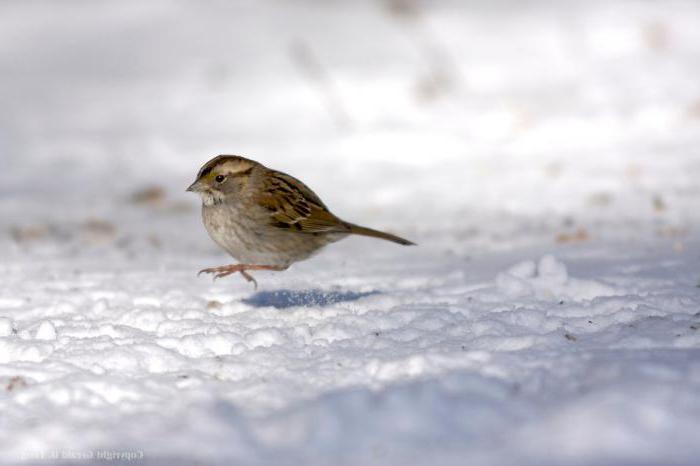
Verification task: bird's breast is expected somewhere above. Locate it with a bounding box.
[201,201,344,267]
[202,202,290,266]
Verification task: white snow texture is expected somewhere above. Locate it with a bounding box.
[1,1,700,465]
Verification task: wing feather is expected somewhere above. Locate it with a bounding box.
[255,171,348,234]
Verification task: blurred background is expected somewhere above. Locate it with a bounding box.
[2,2,700,463]
[1,0,699,253]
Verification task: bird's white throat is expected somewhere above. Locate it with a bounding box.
[199,190,224,206]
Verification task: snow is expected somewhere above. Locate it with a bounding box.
[1,0,700,464]
[34,321,57,341]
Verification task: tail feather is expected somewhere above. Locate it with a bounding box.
[344,222,415,246]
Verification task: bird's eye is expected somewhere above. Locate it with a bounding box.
[215,175,225,183]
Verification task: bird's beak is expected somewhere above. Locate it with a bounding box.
[186,180,203,192]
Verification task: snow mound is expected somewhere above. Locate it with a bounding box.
[496,254,618,301]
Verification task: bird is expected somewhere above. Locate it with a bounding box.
[186,155,414,287]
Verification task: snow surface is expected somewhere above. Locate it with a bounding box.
[1,0,700,465]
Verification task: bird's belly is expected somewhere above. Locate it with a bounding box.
[202,204,337,267]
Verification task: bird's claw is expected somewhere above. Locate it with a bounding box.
[241,271,258,290]
[197,266,257,289]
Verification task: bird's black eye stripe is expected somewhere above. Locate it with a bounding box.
[215,175,226,183]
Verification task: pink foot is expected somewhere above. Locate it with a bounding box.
[197,264,287,289]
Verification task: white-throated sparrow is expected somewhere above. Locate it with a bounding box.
[187,155,414,286]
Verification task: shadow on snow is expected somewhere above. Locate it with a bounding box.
[243,289,379,309]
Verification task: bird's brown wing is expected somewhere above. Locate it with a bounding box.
[255,171,349,233]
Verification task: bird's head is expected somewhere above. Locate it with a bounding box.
[187,155,258,206]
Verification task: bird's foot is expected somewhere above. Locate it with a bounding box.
[197,264,287,289]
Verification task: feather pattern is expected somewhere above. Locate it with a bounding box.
[256,171,350,234]
[191,154,414,272]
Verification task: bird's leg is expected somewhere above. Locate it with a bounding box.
[197,264,287,289]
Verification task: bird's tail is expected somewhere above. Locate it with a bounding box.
[344,222,415,246]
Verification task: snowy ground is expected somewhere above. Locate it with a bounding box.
[1,0,700,465]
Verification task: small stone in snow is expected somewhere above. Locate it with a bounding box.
[6,376,27,392]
